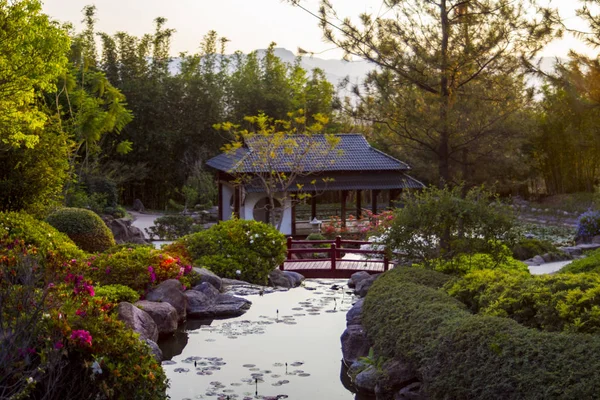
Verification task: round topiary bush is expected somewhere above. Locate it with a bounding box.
[46,208,115,253]
[180,219,286,285]
[0,211,86,275]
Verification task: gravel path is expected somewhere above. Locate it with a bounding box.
[129,211,162,239]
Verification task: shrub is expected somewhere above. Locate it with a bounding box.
[418,243,529,276]
[46,208,116,253]
[146,214,196,240]
[103,205,127,219]
[560,248,600,274]
[95,284,140,304]
[180,218,286,285]
[364,267,600,399]
[0,211,86,280]
[1,238,167,399]
[576,210,600,240]
[511,238,559,260]
[83,174,119,208]
[88,246,193,293]
[446,269,600,333]
[386,185,516,264]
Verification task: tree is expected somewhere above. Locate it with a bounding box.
[0,0,71,215]
[215,111,340,229]
[531,64,600,194]
[0,0,70,150]
[309,0,559,187]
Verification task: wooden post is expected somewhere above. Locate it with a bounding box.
[311,192,317,220]
[330,243,337,271]
[286,237,293,260]
[371,190,379,215]
[341,190,348,228]
[383,255,389,271]
[356,190,362,218]
[291,201,297,236]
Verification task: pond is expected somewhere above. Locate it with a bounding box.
[159,279,370,400]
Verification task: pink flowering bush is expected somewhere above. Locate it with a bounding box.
[321,210,395,240]
[0,213,168,399]
[87,245,196,294]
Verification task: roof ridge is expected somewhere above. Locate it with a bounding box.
[404,173,425,187]
[369,146,411,170]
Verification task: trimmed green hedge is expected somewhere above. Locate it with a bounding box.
[46,208,115,253]
[560,248,600,274]
[446,269,600,333]
[363,268,600,399]
[417,244,529,276]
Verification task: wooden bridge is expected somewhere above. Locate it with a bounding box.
[280,236,394,278]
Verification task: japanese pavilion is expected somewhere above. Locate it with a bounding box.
[206,134,424,235]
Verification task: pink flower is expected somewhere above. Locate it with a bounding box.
[54,342,64,350]
[105,267,111,274]
[70,330,92,347]
[76,309,87,317]
[148,266,156,283]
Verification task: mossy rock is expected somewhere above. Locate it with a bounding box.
[46,208,115,253]
[511,238,558,260]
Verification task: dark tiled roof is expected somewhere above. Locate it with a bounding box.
[244,172,425,193]
[206,134,411,173]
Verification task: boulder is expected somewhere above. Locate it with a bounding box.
[355,274,380,298]
[186,289,251,318]
[191,282,220,301]
[105,217,148,245]
[379,359,419,393]
[135,300,178,336]
[144,338,163,362]
[341,325,371,364]
[560,246,583,257]
[132,199,145,212]
[268,269,292,288]
[283,271,304,287]
[346,299,364,326]
[355,366,380,393]
[394,382,426,400]
[192,267,223,291]
[221,278,252,286]
[531,255,546,265]
[145,279,187,322]
[348,271,371,289]
[117,302,158,342]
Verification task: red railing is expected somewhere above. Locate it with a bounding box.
[282,235,390,271]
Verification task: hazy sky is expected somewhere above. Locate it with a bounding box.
[42,0,596,60]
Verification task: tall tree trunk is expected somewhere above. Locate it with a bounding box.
[438,0,451,189]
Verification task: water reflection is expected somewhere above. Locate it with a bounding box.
[160,279,359,399]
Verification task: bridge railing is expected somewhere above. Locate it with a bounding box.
[283,236,390,271]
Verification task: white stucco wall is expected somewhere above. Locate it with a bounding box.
[243,192,292,235]
[221,183,234,221]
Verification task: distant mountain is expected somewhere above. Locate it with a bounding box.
[167,47,375,87]
[168,49,562,90]
[260,48,375,87]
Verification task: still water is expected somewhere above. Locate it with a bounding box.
[159,279,361,400]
